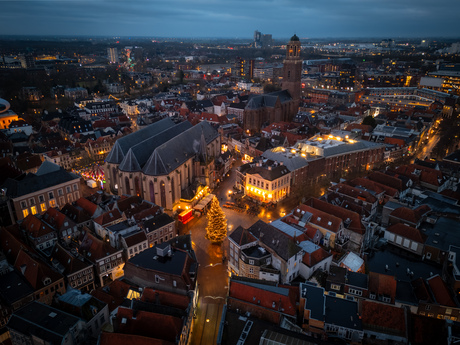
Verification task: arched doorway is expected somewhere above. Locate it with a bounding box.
[149,181,155,204]
[160,181,166,208]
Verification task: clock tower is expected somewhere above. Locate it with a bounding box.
[282,34,302,102]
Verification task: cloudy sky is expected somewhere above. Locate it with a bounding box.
[1,0,459,38]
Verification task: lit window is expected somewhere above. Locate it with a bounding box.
[31,206,37,215]
[23,209,29,218]
[40,203,46,212]
[49,199,56,208]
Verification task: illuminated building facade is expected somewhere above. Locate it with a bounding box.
[244,162,291,204]
[105,118,220,211]
[428,70,460,96]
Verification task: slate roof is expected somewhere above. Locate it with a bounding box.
[142,121,218,176]
[246,220,302,261]
[246,164,290,181]
[245,90,292,110]
[300,283,325,321]
[228,226,258,246]
[325,295,362,331]
[347,271,368,289]
[128,247,188,276]
[1,162,79,198]
[106,118,176,164]
[143,213,175,232]
[7,301,82,343]
[0,270,34,305]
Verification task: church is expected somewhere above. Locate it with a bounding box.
[104,118,220,211]
[243,35,302,132]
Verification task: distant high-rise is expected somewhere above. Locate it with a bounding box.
[107,47,119,64]
[19,54,35,69]
[253,30,273,48]
[254,30,262,48]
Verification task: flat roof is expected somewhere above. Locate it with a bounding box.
[128,247,186,276]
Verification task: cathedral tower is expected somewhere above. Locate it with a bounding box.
[282,34,302,102]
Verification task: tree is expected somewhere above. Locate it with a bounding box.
[362,115,377,128]
[205,196,227,244]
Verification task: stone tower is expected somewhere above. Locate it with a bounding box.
[282,34,302,102]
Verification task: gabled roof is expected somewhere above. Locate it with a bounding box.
[426,275,456,307]
[348,177,398,197]
[90,279,131,312]
[228,226,258,246]
[387,223,427,243]
[390,205,430,225]
[43,208,73,230]
[21,214,55,239]
[291,204,342,233]
[302,246,331,267]
[229,278,297,316]
[60,203,91,224]
[14,249,63,290]
[361,300,406,335]
[305,198,365,235]
[123,231,147,247]
[330,182,378,204]
[51,243,90,275]
[368,272,397,302]
[116,307,182,343]
[79,230,119,261]
[94,209,122,226]
[140,288,190,311]
[75,197,98,217]
[368,171,405,191]
[247,220,302,261]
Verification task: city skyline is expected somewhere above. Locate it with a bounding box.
[1,0,459,38]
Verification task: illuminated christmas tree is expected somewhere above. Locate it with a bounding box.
[205,196,227,244]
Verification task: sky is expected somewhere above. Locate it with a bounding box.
[1,0,459,39]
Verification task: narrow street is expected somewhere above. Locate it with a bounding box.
[186,159,301,344]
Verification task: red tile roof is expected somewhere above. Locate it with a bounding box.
[387,223,427,244]
[344,123,373,134]
[330,183,378,204]
[229,280,296,316]
[390,205,430,225]
[368,171,404,191]
[14,249,63,290]
[305,198,365,235]
[302,247,331,267]
[99,333,174,345]
[79,229,118,261]
[91,280,131,312]
[0,225,28,263]
[362,300,406,335]
[427,275,456,307]
[348,177,398,197]
[94,209,122,226]
[21,214,55,239]
[123,231,147,247]
[291,204,342,233]
[368,272,397,303]
[43,208,68,230]
[75,197,98,217]
[140,288,190,310]
[116,307,182,343]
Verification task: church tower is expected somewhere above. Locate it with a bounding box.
[282,34,302,102]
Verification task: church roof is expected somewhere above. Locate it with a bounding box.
[245,90,292,110]
[142,121,218,176]
[106,118,176,164]
[290,34,300,41]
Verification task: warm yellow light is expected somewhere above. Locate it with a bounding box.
[246,186,249,190]
[301,153,306,157]
[345,135,349,139]
[268,194,272,198]
[336,137,341,141]
[317,137,323,141]
[291,149,296,154]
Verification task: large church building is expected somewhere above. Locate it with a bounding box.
[105,118,220,211]
[243,35,302,132]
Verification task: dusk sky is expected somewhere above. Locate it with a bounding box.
[1,0,459,38]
